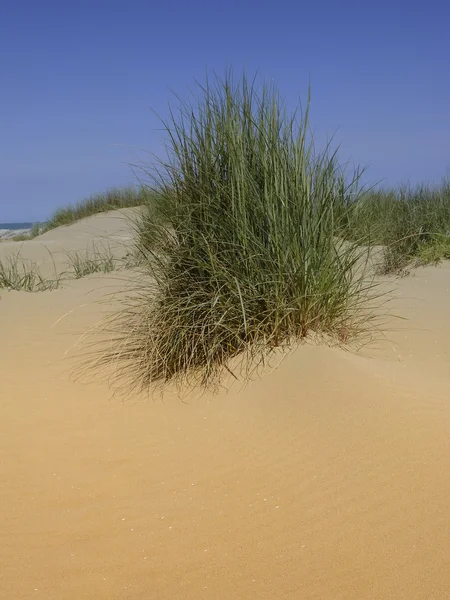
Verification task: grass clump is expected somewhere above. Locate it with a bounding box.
[342,181,450,273]
[42,186,151,233]
[0,252,61,292]
[415,234,450,265]
[382,182,450,272]
[340,189,397,245]
[95,72,377,391]
[66,244,117,278]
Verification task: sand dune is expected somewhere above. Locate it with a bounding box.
[0,208,139,278]
[1,212,450,599]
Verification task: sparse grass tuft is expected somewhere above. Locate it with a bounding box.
[89,72,379,393]
[0,252,62,292]
[11,234,32,242]
[66,244,117,278]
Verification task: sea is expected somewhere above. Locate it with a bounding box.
[0,222,34,240]
[0,222,34,230]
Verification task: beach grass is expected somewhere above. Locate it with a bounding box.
[339,181,450,273]
[0,243,128,292]
[0,251,62,292]
[11,233,32,242]
[41,186,152,233]
[89,72,378,391]
[66,244,117,278]
[9,225,41,242]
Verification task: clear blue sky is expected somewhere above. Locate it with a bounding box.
[1,0,449,222]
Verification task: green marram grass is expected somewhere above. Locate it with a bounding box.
[42,186,151,233]
[7,188,151,241]
[379,182,450,272]
[90,72,378,392]
[341,181,450,273]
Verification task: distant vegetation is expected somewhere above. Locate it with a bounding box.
[338,181,450,273]
[0,188,153,290]
[11,224,42,242]
[6,186,151,241]
[41,186,152,233]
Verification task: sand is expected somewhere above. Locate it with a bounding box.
[1,212,449,599]
[0,208,140,278]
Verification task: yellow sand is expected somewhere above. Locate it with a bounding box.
[1,212,449,599]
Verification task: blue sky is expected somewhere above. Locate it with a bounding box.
[1,0,449,221]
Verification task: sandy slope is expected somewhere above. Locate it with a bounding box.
[0,209,139,278]
[1,214,450,599]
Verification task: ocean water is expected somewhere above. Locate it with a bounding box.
[0,222,34,230]
[0,222,35,240]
